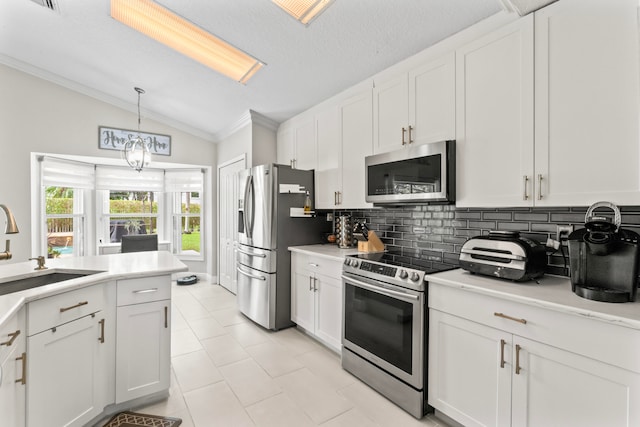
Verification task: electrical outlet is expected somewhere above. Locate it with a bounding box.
[556,225,574,241]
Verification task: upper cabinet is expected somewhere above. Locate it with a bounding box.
[316,91,373,209]
[533,0,640,206]
[457,0,640,207]
[373,53,456,154]
[276,119,317,170]
[455,16,535,207]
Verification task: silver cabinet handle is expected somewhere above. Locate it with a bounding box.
[237,266,267,281]
[523,176,530,200]
[537,174,543,200]
[15,352,26,385]
[98,319,105,343]
[236,247,266,258]
[60,301,88,313]
[408,125,413,144]
[314,277,318,292]
[0,330,20,346]
[494,312,527,324]
[401,127,407,145]
[133,288,158,294]
[309,275,313,291]
[500,339,506,368]
[515,344,522,375]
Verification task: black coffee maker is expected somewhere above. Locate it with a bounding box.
[568,201,639,303]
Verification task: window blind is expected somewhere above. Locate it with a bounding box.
[41,157,95,190]
[165,169,204,192]
[95,165,165,192]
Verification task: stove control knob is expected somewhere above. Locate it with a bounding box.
[398,269,408,279]
[409,272,420,282]
[352,260,359,268]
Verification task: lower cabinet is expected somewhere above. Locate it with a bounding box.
[27,312,111,427]
[429,286,640,427]
[291,252,343,352]
[115,276,171,403]
[0,308,26,427]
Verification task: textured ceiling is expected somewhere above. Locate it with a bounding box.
[0,0,502,141]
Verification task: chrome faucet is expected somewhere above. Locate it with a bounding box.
[0,204,19,261]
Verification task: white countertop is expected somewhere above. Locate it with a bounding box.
[0,251,188,328]
[427,269,640,330]
[288,244,360,261]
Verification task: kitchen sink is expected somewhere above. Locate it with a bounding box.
[0,271,100,296]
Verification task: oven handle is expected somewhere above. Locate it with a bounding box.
[341,275,419,302]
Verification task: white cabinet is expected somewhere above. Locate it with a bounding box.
[277,119,316,170]
[290,252,343,352]
[316,91,373,209]
[26,283,113,427]
[533,0,640,206]
[0,308,26,427]
[455,15,534,207]
[428,282,640,427]
[373,53,455,154]
[115,276,171,403]
[457,0,640,208]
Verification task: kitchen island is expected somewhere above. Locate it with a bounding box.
[0,251,188,427]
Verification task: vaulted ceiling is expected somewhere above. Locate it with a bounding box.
[0,0,502,141]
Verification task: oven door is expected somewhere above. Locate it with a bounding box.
[342,272,424,389]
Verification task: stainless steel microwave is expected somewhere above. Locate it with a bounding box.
[365,140,455,205]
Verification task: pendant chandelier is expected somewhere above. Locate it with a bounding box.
[123,87,151,172]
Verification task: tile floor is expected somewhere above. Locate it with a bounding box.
[126,279,450,427]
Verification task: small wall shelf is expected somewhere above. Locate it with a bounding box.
[290,207,315,217]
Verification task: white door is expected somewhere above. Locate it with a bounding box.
[373,74,409,154]
[315,106,342,209]
[313,272,342,352]
[455,15,535,208]
[218,156,246,294]
[341,91,373,209]
[512,336,640,427]
[408,52,456,145]
[27,314,108,427]
[428,310,512,427]
[116,301,170,403]
[534,0,640,206]
[0,341,25,427]
[294,120,317,170]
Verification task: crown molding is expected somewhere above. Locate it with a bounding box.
[212,109,280,142]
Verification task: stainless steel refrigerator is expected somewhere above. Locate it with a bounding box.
[236,164,330,330]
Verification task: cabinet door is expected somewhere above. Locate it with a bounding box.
[341,91,373,209]
[512,336,640,427]
[315,106,342,209]
[373,74,409,154]
[294,120,317,170]
[455,16,535,208]
[0,310,26,427]
[313,272,342,352]
[428,310,512,427]
[277,127,294,166]
[409,52,456,145]
[534,0,640,206]
[290,268,315,333]
[116,300,170,403]
[27,314,108,427]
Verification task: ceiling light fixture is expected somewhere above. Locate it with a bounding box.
[123,87,151,172]
[111,0,263,84]
[273,0,334,25]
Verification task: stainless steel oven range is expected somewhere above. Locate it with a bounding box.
[341,252,453,419]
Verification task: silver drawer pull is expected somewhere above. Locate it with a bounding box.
[308,263,319,267]
[60,301,88,313]
[133,288,158,294]
[494,312,527,324]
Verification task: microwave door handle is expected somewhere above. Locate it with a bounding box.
[341,275,419,302]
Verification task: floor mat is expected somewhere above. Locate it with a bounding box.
[102,411,182,427]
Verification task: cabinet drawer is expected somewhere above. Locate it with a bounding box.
[28,284,106,336]
[429,283,640,373]
[0,309,24,363]
[292,253,343,280]
[117,276,171,306]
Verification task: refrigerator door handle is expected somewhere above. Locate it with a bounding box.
[236,247,267,258]
[237,265,267,281]
[243,174,254,239]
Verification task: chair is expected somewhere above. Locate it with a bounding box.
[120,234,158,253]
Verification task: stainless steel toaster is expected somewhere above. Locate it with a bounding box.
[459,231,547,281]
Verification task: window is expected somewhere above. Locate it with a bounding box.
[166,169,204,258]
[39,157,94,258]
[103,190,160,243]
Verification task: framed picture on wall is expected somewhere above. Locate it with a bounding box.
[98,126,171,156]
